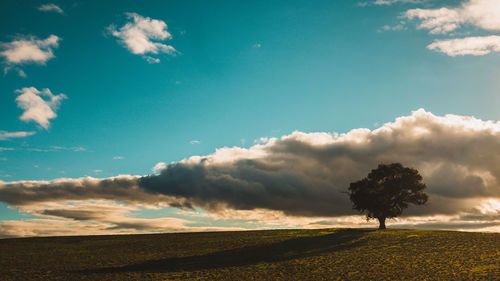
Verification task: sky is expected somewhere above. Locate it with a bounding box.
[0,0,500,238]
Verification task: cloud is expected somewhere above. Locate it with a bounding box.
[0,201,245,238]
[190,140,201,144]
[0,131,35,140]
[15,87,67,129]
[152,162,167,173]
[113,156,124,160]
[144,56,160,64]
[404,0,500,34]
[37,4,64,14]
[25,146,85,152]
[358,0,424,7]
[48,146,85,152]
[4,67,26,78]
[109,13,176,62]
[396,0,500,56]
[404,8,462,34]
[379,22,406,32]
[374,0,424,5]
[2,109,500,211]
[427,35,500,56]
[0,35,60,75]
[2,109,500,235]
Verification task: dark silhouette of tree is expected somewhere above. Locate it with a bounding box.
[348,163,428,229]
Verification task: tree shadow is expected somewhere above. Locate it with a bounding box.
[81,229,370,273]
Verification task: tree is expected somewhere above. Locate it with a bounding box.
[347,163,428,229]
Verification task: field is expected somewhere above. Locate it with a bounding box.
[1,228,499,280]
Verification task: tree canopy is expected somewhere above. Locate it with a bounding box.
[348,163,428,229]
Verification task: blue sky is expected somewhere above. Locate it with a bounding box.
[1,0,500,237]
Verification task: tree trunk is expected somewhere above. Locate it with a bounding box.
[377,217,386,230]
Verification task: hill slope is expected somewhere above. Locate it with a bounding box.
[1,228,499,280]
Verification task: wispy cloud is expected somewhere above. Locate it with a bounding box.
[50,146,85,151]
[379,22,407,32]
[358,0,424,7]
[27,146,85,152]
[37,4,64,14]
[0,201,245,238]
[15,87,67,129]
[109,13,176,63]
[375,0,424,5]
[0,147,14,152]
[113,156,124,160]
[0,131,35,140]
[189,140,201,144]
[0,35,60,76]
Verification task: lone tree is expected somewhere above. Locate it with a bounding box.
[348,163,428,229]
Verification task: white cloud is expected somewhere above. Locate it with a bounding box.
[0,131,35,140]
[152,162,167,173]
[190,140,201,144]
[253,43,262,48]
[0,147,14,152]
[462,0,500,31]
[427,35,500,56]
[0,35,60,76]
[15,87,67,129]
[113,156,124,160]
[404,0,500,34]
[399,0,500,56]
[405,8,462,34]
[37,4,64,14]
[109,13,176,62]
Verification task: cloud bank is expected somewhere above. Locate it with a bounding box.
[15,87,67,129]
[109,13,176,62]
[1,109,500,236]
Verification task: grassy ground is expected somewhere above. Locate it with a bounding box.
[0,228,499,280]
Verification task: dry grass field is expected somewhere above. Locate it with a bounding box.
[1,228,499,280]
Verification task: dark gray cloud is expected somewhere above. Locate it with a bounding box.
[0,176,162,206]
[1,109,500,220]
